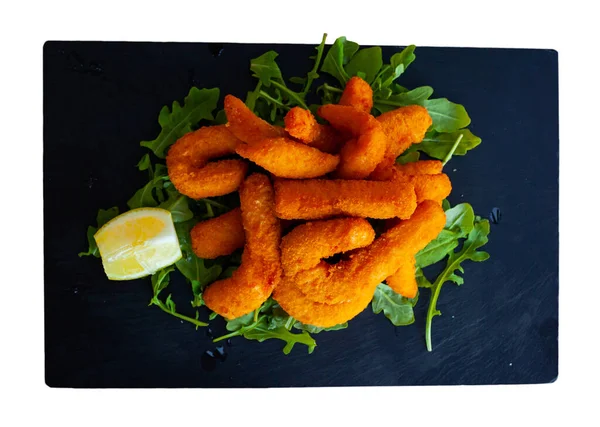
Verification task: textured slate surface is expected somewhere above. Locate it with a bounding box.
[43,41,558,387]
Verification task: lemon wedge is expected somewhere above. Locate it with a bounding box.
[94,208,182,280]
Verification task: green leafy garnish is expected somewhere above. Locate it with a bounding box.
[158,185,193,223]
[126,163,169,209]
[140,87,219,158]
[409,129,482,160]
[321,36,359,86]
[423,98,471,132]
[250,51,284,87]
[416,203,476,268]
[344,46,383,84]
[373,86,433,113]
[215,310,316,355]
[147,266,208,329]
[424,217,490,351]
[372,283,418,326]
[174,220,225,288]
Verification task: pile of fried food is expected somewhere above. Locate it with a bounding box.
[166,76,451,327]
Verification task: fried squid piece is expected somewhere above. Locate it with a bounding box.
[370,105,432,177]
[235,137,340,179]
[202,174,282,319]
[274,178,417,220]
[280,218,376,277]
[339,76,373,113]
[166,125,248,199]
[283,107,345,154]
[317,104,387,179]
[224,94,286,144]
[190,208,245,259]
[371,161,451,204]
[273,201,446,326]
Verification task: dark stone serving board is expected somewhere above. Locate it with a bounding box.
[43,40,558,387]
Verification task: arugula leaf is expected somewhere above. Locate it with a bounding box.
[266,304,292,330]
[127,180,158,209]
[244,317,317,354]
[397,151,420,164]
[411,129,482,160]
[225,312,255,332]
[127,163,170,209]
[373,86,433,113]
[216,314,316,354]
[189,261,222,307]
[293,322,348,334]
[148,267,208,329]
[344,46,383,84]
[372,45,416,92]
[425,218,490,351]
[150,265,175,297]
[416,267,433,288]
[136,153,151,171]
[423,98,471,132]
[372,283,417,326]
[321,36,359,85]
[300,33,328,96]
[416,203,475,268]
[140,87,219,158]
[213,109,227,125]
[78,207,120,257]
[389,45,416,77]
[250,51,283,87]
[158,185,193,223]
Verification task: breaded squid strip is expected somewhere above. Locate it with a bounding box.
[284,107,345,154]
[224,95,286,144]
[235,137,340,179]
[371,161,452,205]
[190,208,245,259]
[166,125,248,199]
[273,201,446,326]
[281,218,375,277]
[339,76,373,113]
[274,178,417,220]
[289,201,446,304]
[370,105,432,177]
[203,174,282,319]
[317,104,387,179]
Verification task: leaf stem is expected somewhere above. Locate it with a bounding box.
[284,316,295,330]
[258,90,289,109]
[151,299,208,327]
[302,33,328,95]
[270,80,309,109]
[425,233,481,351]
[425,283,444,352]
[442,133,464,166]
[212,330,242,343]
[199,198,229,210]
[213,315,265,343]
[321,83,343,93]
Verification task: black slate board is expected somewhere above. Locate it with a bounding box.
[43,41,558,387]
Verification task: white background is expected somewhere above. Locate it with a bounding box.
[1,0,598,426]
